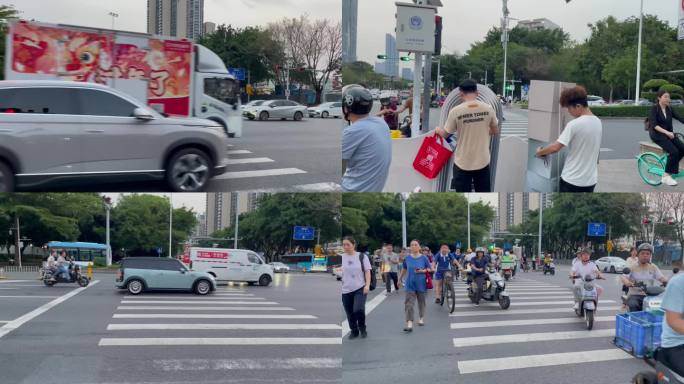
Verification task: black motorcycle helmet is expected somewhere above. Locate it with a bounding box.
[342,84,373,122]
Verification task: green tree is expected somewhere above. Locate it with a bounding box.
[0,5,20,80]
[111,195,196,257]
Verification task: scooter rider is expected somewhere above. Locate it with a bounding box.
[570,248,604,311]
[657,268,684,377]
[46,250,58,280]
[57,250,69,281]
[469,247,491,306]
[620,242,668,312]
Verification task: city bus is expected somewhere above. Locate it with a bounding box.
[46,242,110,267]
[280,253,328,272]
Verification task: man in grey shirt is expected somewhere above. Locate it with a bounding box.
[381,243,400,295]
[341,85,392,192]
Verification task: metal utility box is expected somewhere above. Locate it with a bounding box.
[528,109,573,143]
[395,2,436,53]
[528,81,576,113]
[527,138,565,179]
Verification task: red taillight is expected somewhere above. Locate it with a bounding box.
[3,109,17,114]
[116,270,123,281]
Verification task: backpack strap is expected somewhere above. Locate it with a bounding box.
[358,253,366,283]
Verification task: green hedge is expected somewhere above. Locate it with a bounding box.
[93,256,106,267]
[591,105,684,117]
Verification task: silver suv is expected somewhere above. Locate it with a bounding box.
[0,80,229,192]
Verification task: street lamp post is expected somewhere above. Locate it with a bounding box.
[103,196,112,266]
[108,12,119,30]
[467,197,471,250]
[501,0,510,99]
[234,202,239,249]
[168,194,173,258]
[538,193,543,260]
[400,193,410,249]
[635,0,644,105]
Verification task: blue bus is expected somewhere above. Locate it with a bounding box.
[46,242,110,267]
[280,253,328,272]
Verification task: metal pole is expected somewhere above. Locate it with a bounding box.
[317,228,321,246]
[436,59,441,97]
[234,198,239,249]
[401,196,408,249]
[538,194,543,260]
[285,62,290,101]
[411,53,423,138]
[422,54,432,133]
[502,0,509,98]
[635,0,644,104]
[169,195,173,258]
[15,215,21,268]
[106,207,111,266]
[485,70,488,87]
[467,199,471,249]
[608,225,612,256]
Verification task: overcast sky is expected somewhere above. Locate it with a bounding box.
[358,0,681,71]
[9,0,340,33]
[103,193,207,214]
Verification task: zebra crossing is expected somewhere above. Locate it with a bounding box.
[98,285,341,381]
[449,277,636,380]
[501,114,529,138]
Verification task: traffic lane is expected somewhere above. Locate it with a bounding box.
[343,287,457,384]
[262,273,342,324]
[0,279,88,322]
[601,119,649,160]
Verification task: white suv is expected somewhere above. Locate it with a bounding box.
[0,81,230,192]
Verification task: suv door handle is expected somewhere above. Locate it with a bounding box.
[85,129,105,133]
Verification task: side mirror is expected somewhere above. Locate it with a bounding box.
[133,108,155,121]
[622,267,631,275]
[179,268,186,274]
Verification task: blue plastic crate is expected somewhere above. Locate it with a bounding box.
[614,311,664,358]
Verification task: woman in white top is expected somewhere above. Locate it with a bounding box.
[341,237,371,340]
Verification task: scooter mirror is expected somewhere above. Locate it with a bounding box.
[674,267,680,274]
[622,267,631,275]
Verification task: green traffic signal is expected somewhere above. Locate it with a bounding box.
[377,54,387,59]
[400,56,412,62]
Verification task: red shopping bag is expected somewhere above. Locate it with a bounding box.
[426,270,433,290]
[412,133,454,179]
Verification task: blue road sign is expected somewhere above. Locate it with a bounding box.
[228,68,246,81]
[587,223,607,237]
[522,84,530,93]
[293,226,316,241]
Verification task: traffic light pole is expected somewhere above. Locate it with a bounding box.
[422,53,432,134]
[411,54,423,138]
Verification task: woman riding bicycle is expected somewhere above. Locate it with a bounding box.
[648,90,684,186]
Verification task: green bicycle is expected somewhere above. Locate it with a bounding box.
[440,270,456,314]
[637,133,684,186]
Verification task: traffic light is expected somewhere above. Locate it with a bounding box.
[667,218,676,225]
[642,217,652,225]
[400,56,412,62]
[434,15,443,56]
[377,54,388,59]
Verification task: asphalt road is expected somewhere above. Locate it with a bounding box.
[0,272,341,384]
[28,117,343,193]
[343,265,676,384]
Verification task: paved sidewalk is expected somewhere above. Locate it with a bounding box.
[596,159,684,192]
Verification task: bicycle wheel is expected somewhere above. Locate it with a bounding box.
[637,152,665,186]
[447,281,456,313]
[440,279,446,306]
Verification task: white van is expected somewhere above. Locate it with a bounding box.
[188,248,274,286]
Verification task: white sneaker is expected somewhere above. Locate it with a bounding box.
[573,303,579,311]
[663,175,678,186]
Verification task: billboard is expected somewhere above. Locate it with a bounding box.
[395,3,436,53]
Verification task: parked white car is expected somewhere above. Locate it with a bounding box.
[595,256,627,274]
[587,95,606,106]
[307,102,342,118]
[241,100,266,111]
[242,99,307,121]
[270,262,290,273]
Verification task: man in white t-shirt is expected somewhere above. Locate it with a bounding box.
[535,86,603,192]
[570,248,604,310]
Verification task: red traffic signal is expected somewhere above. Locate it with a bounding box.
[667,218,676,225]
[642,218,651,224]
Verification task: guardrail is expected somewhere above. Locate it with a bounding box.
[0,265,41,273]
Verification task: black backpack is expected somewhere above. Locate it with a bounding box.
[359,253,376,291]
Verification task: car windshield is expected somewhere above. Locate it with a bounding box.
[204,77,239,105]
[248,100,265,107]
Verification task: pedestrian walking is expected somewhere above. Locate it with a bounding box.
[399,240,433,332]
[436,79,499,192]
[341,237,371,340]
[535,85,602,192]
[381,243,400,295]
[647,90,684,186]
[341,84,392,192]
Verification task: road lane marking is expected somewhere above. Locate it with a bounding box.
[341,291,387,337]
[450,316,614,329]
[107,323,342,331]
[152,358,341,371]
[457,349,632,374]
[236,182,342,193]
[116,306,295,311]
[123,295,261,299]
[225,157,275,165]
[0,281,99,339]
[449,306,622,317]
[0,280,29,284]
[226,150,253,155]
[0,295,60,298]
[451,300,615,308]
[120,300,277,305]
[113,314,317,319]
[454,295,573,301]
[214,168,307,180]
[99,337,341,346]
[452,329,615,347]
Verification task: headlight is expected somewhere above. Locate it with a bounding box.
[583,283,594,291]
[496,280,505,288]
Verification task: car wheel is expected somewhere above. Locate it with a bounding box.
[166,148,213,192]
[258,274,272,287]
[247,116,255,121]
[322,111,329,118]
[195,279,211,295]
[610,266,616,274]
[127,279,144,295]
[259,111,269,121]
[0,161,15,193]
[294,112,303,121]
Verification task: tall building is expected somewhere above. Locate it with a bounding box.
[342,0,358,63]
[517,18,560,32]
[384,34,399,77]
[374,61,385,75]
[205,192,263,235]
[193,212,207,238]
[203,21,216,35]
[497,193,553,232]
[147,0,205,40]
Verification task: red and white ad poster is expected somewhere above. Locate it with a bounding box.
[196,251,230,260]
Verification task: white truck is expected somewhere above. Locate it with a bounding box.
[5,19,242,137]
[188,247,274,287]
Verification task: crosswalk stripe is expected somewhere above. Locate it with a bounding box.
[107,323,342,331]
[119,300,278,305]
[236,182,343,193]
[224,157,275,165]
[497,288,570,292]
[214,168,307,180]
[152,358,342,371]
[454,296,572,302]
[226,150,253,155]
[98,337,341,346]
[0,280,28,284]
[451,300,615,308]
[452,328,615,347]
[450,316,614,329]
[450,306,622,317]
[122,295,261,299]
[457,349,632,374]
[116,306,295,311]
[113,314,317,319]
